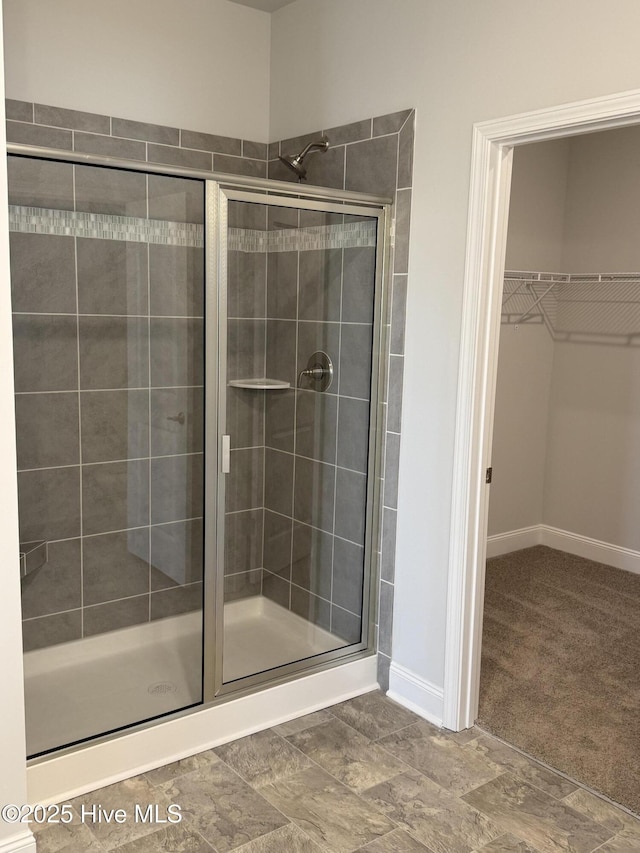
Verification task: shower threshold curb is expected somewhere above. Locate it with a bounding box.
[27,654,378,805]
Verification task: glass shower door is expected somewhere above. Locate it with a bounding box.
[220,191,382,686]
[10,155,206,755]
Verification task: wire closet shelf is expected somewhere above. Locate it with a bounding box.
[502,271,640,346]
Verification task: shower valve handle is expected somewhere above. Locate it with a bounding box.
[298,351,334,392]
[299,365,327,381]
[166,412,185,425]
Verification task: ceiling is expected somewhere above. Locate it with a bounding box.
[228,0,296,12]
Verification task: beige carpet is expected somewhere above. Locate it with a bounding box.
[478,545,640,815]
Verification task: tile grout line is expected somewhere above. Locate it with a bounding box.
[16,385,206,395]
[397,109,415,135]
[22,578,206,622]
[259,569,362,620]
[132,700,418,840]
[209,731,316,834]
[211,725,403,847]
[474,723,640,823]
[260,710,428,838]
[248,505,365,550]
[17,450,204,474]
[12,311,205,321]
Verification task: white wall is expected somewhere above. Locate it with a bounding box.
[543,343,640,550]
[271,0,640,696]
[504,139,570,272]
[2,0,271,141]
[490,320,640,554]
[487,325,554,537]
[489,141,568,539]
[562,126,640,271]
[500,125,640,275]
[546,126,640,550]
[492,125,640,553]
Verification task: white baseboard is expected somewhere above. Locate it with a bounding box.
[542,525,640,575]
[487,524,640,575]
[0,833,37,853]
[486,525,541,557]
[387,662,443,727]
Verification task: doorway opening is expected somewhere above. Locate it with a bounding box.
[477,131,640,812]
[444,88,640,803]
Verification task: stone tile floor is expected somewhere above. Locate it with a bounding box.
[33,691,640,852]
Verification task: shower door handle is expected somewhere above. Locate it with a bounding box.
[221,435,231,474]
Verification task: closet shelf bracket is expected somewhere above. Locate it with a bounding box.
[516,280,557,324]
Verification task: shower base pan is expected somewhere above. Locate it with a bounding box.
[24,596,344,756]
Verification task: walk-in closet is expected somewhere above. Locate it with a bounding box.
[480,128,640,814]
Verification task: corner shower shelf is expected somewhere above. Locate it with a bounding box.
[228,378,291,390]
[19,540,47,579]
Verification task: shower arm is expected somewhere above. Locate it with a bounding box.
[279,135,330,180]
[296,139,329,162]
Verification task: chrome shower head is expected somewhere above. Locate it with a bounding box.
[278,135,329,181]
[279,153,307,180]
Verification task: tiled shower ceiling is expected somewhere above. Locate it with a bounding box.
[227,0,296,12]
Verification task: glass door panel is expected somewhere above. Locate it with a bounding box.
[9,155,206,755]
[221,194,380,684]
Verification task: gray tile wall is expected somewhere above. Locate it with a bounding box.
[260,208,377,646]
[224,204,376,649]
[10,147,208,652]
[225,201,268,602]
[8,101,413,688]
[270,110,415,688]
[6,99,268,177]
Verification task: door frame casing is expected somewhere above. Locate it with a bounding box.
[443,87,640,732]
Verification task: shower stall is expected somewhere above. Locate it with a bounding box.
[9,147,391,758]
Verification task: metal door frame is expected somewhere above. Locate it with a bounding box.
[206,183,392,700]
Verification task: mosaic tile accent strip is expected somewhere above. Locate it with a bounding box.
[228,220,377,253]
[10,205,204,247]
[10,205,376,252]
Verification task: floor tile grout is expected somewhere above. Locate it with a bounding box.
[475,722,640,823]
[33,692,640,853]
[214,724,405,852]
